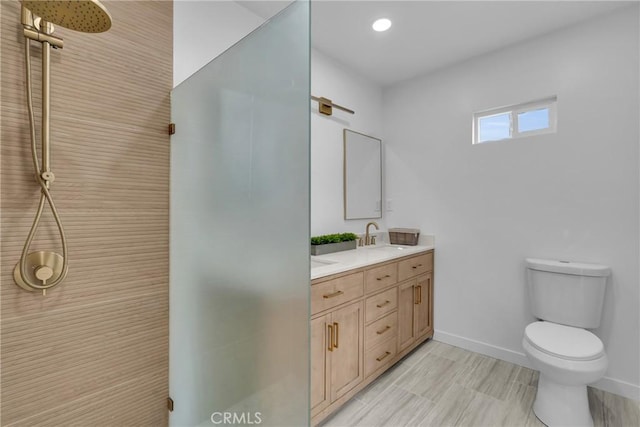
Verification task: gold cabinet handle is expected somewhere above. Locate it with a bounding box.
[376,300,391,308]
[333,322,339,349]
[418,285,422,304]
[414,285,419,305]
[376,325,391,335]
[376,274,391,281]
[411,263,423,270]
[323,290,344,299]
[376,351,391,362]
[327,324,333,352]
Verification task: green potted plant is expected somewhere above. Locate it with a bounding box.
[310,232,359,256]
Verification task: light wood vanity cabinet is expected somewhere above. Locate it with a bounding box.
[311,315,330,412]
[311,250,434,425]
[398,272,432,351]
[311,274,365,418]
[365,263,398,293]
[398,252,433,282]
[311,272,364,315]
[365,311,397,350]
[329,302,365,400]
[364,286,397,323]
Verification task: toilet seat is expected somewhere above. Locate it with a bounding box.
[524,321,604,361]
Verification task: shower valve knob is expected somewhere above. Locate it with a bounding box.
[34,265,54,284]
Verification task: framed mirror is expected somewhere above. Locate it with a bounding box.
[344,129,382,219]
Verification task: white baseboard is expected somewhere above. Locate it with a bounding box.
[434,329,533,368]
[433,329,640,402]
[592,376,640,402]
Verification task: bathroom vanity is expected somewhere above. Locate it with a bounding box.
[310,244,434,425]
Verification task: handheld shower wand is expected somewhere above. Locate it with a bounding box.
[14,0,112,295]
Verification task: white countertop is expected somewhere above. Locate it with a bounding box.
[311,239,434,280]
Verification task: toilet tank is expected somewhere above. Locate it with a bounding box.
[526,258,610,329]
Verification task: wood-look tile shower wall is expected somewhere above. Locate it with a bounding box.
[0,1,171,425]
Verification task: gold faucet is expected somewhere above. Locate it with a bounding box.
[365,221,379,246]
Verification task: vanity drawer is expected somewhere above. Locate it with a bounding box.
[365,337,397,377]
[365,311,397,350]
[365,263,398,294]
[398,252,433,282]
[311,272,364,315]
[365,287,397,323]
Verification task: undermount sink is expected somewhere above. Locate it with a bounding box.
[365,244,412,251]
[311,258,337,269]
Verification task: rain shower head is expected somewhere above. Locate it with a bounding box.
[22,0,112,33]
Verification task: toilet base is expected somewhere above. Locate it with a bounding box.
[533,374,593,427]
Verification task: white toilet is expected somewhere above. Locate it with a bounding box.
[523,258,610,427]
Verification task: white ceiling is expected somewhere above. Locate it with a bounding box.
[238,1,633,87]
[236,0,292,18]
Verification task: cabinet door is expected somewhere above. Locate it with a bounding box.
[397,279,416,351]
[311,315,331,415]
[330,301,364,402]
[414,273,431,338]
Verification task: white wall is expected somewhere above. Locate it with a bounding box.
[384,6,639,399]
[311,49,385,236]
[174,0,264,87]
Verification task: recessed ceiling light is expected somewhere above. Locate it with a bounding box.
[372,18,392,32]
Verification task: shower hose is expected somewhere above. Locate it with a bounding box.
[18,38,68,293]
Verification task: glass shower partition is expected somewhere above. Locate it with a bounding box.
[170,2,310,426]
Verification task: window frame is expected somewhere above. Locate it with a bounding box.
[473,96,557,144]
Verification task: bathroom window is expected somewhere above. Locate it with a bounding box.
[473,96,557,144]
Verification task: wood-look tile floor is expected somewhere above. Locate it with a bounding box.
[320,340,640,427]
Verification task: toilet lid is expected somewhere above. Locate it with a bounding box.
[524,321,605,361]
